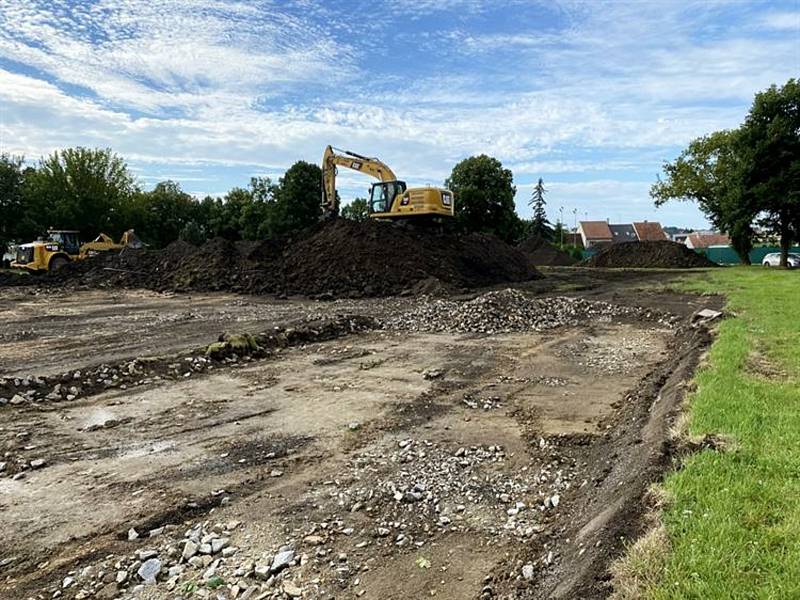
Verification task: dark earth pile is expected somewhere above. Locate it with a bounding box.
[26,220,539,299]
[583,240,717,268]
[518,236,577,266]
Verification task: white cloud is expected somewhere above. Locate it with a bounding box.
[759,10,800,31]
[0,0,794,230]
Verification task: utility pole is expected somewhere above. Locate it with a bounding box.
[559,206,564,248]
[572,208,577,234]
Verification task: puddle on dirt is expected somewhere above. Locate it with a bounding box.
[116,440,177,459]
[80,408,119,430]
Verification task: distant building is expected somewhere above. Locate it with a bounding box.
[578,221,613,248]
[685,232,731,249]
[633,221,668,241]
[579,220,668,248]
[609,224,638,243]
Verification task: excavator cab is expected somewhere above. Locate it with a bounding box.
[369,181,407,214]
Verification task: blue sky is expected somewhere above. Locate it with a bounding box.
[0,0,798,229]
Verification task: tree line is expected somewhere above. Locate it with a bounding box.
[0,148,551,252]
[3,79,792,257]
[0,148,323,250]
[652,78,799,266]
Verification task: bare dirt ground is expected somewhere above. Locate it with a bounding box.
[0,269,720,600]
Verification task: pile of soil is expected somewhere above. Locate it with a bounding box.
[32,220,540,299]
[518,236,577,266]
[583,241,717,268]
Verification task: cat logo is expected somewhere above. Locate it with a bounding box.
[350,161,362,170]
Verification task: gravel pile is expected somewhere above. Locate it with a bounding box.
[332,437,575,543]
[383,289,675,334]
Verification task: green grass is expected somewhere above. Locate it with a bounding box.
[650,267,800,599]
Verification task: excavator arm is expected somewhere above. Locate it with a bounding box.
[321,145,399,216]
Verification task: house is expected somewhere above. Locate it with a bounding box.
[685,232,731,249]
[609,224,638,243]
[578,221,613,248]
[633,221,668,241]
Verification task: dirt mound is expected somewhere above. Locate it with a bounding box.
[22,220,539,299]
[518,236,577,266]
[282,220,537,298]
[583,241,717,268]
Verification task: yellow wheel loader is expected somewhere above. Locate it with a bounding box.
[11,229,142,272]
[321,146,454,221]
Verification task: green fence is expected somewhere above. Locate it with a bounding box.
[701,245,800,265]
[579,245,799,264]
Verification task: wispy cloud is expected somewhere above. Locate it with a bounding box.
[0,0,797,228]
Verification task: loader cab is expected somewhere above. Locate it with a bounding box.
[368,180,407,214]
[47,230,80,255]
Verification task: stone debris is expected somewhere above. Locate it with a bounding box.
[137,557,161,584]
[383,289,677,334]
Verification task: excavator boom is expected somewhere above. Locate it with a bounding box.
[322,145,398,216]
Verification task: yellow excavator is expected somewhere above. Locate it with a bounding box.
[11,229,142,272]
[321,146,454,221]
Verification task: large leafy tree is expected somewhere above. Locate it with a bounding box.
[528,177,552,240]
[271,161,322,236]
[653,79,800,266]
[0,154,29,250]
[445,155,521,243]
[25,147,138,239]
[738,79,800,266]
[651,130,755,263]
[134,181,198,248]
[341,198,368,222]
[239,177,278,240]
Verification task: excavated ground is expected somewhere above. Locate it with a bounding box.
[0,269,720,600]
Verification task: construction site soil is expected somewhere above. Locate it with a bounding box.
[582,240,717,269]
[0,269,723,600]
[517,237,577,266]
[24,220,538,299]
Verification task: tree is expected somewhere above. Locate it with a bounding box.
[271,161,322,236]
[341,198,368,222]
[239,177,278,240]
[651,130,755,264]
[0,154,28,250]
[133,181,197,248]
[553,221,565,248]
[529,178,552,240]
[445,155,521,243]
[24,147,138,239]
[738,79,800,267]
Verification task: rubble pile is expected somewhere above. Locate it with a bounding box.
[583,240,717,268]
[47,519,303,599]
[325,438,576,543]
[40,437,576,599]
[384,289,677,334]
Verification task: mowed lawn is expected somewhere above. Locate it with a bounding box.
[652,267,800,598]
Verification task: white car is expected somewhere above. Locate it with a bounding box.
[762,252,800,268]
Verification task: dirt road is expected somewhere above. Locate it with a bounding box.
[0,270,718,599]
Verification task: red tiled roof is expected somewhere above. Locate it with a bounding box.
[579,221,613,240]
[633,221,667,241]
[687,233,730,248]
